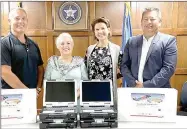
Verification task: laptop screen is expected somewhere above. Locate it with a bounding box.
[82,81,111,102]
[45,81,75,102]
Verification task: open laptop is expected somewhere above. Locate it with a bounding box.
[41,80,77,114]
[80,80,114,113]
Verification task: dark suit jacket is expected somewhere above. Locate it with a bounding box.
[120,32,177,88]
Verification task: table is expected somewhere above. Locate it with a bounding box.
[2,115,187,128]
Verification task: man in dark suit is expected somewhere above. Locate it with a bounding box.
[120,7,177,88]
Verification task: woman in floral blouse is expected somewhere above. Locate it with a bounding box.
[84,17,121,109]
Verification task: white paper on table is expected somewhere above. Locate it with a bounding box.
[118,88,177,123]
[1,89,37,125]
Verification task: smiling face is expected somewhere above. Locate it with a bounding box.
[141,10,161,39]
[8,9,28,35]
[94,22,110,41]
[56,34,74,56]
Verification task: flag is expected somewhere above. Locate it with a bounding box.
[121,2,132,51]
[121,2,132,87]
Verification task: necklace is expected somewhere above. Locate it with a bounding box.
[58,56,72,64]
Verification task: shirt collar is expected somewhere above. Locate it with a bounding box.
[9,32,30,45]
[143,35,155,42]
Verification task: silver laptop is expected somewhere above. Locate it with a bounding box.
[80,80,114,113]
[42,80,77,113]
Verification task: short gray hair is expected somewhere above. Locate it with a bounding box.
[8,8,27,20]
[56,33,74,47]
[141,7,162,21]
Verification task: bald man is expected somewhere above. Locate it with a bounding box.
[1,8,44,94]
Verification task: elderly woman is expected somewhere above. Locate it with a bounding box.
[44,32,88,81]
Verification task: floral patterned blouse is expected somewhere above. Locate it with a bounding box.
[85,46,113,80]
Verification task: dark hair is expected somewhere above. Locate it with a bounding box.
[91,17,112,41]
[141,7,162,21]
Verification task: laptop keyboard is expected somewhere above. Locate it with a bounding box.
[83,109,114,113]
[82,107,113,110]
[43,107,75,111]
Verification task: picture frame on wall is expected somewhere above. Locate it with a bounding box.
[53,1,88,30]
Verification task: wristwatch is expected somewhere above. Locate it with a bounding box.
[37,87,42,92]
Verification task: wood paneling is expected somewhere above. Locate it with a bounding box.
[174,76,187,105]
[110,36,122,46]
[53,36,89,57]
[88,2,95,30]
[176,36,187,68]
[172,2,178,30]
[46,2,53,30]
[175,68,187,75]
[53,31,90,37]
[8,2,46,31]
[95,2,124,33]
[22,2,46,30]
[177,2,187,28]
[131,2,173,29]
[29,37,48,67]
[88,35,95,45]
[172,35,187,107]
[46,31,54,60]
[1,2,9,35]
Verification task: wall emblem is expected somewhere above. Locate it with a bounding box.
[59,2,82,25]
